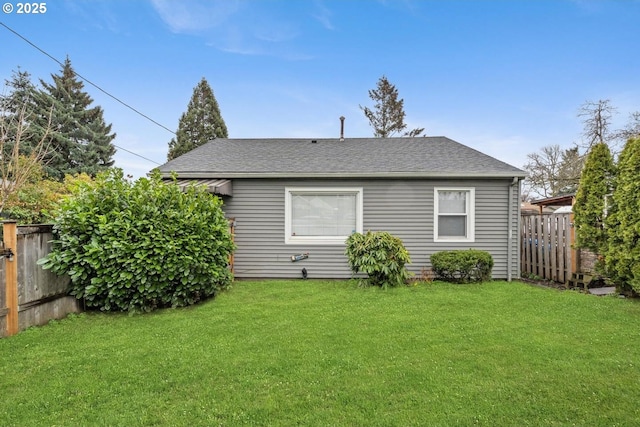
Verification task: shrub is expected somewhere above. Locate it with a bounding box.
[5,173,94,224]
[573,142,615,256]
[605,137,640,294]
[345,231,412,288]
[39,169,235,312]
[430,249,494,283]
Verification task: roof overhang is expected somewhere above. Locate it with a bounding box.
[169,178,233,196]
[531,193,575,207]
[159,171,527,180]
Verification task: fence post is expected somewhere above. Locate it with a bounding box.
[3,220,18,336]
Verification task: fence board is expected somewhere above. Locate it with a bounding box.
[2,223,80,337]
[521,213,574,284]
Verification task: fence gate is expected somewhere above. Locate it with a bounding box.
[521,213,575,284]
[1,221,81,338]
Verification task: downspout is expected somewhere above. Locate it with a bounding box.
[507,177,519,282]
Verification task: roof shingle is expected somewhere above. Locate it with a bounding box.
[157,137,526,179]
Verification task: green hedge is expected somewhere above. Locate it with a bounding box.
[430,249,494,283]
[39,169,235,312]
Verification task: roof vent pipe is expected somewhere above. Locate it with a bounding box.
[339,116,345,141]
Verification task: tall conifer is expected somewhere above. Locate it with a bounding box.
[573,142,615,256]
[1,68,54,156]
[605,137,640,293]
[360,75,425,138]
[39,57,116,180]
[167,78,228,160]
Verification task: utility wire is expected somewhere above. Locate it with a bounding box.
[1,21,171,166]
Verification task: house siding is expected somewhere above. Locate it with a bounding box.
[222,178,520,280]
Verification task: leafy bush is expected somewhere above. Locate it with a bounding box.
[430,249,494,283]
[5,172,94,224]
[345,231,412,288]
[39,169,235,312]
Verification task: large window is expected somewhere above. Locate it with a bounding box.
[434,187,475,242]
[285,187,363,244]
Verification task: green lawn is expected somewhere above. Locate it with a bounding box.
[2,280,640,426]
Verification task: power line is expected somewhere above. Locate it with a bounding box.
[1,21,172,166]
[112,145,162,166]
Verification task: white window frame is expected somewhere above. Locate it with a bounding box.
[285,187,363,245]
[434,187,475,242]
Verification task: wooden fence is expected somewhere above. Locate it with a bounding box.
[520,213,576,284]
[1,221,80,338]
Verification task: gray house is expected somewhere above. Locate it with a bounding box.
[158,137,527,280]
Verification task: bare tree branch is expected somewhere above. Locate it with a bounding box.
[0,101,52,214]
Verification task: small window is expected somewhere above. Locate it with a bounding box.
[285,187,363,244]
[434,188,475,242]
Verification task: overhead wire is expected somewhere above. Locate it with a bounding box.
[1,21,171,166]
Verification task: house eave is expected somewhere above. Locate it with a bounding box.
[159,171,527,180]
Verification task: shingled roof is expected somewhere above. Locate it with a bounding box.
[157,137,526,179]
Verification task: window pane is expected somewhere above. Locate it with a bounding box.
[292,193,356,236]
[438,216,466,237]
[439,191,467,214]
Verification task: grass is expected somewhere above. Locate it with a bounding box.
[2,280,640,426]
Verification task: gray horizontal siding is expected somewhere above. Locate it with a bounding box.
[222,178,519,280]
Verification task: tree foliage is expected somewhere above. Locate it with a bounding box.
[573,142,615,255]
[1,68,54,157]
[4,167,94,224]
[39,57,116,180]
[360,75,425,138]
[604,137,640,294]
[39,169,235,312]
[523,99,637,200]
[0,81,52,216]
[167,77,228,160]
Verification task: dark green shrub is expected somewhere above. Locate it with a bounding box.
[345,231,412,288]
[573,142,615,256]
[430,249,494,283]
[39,169,235,312]
[605,137,640,294]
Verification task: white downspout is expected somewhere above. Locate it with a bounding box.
[507,177,519,282]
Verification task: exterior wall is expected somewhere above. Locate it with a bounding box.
[222,178,520,280]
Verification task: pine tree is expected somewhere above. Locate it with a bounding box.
[39,57,116,180]
[573,142,615,255]
[167,77,228,160]
[605,137,640,293]
[360,75,424,138]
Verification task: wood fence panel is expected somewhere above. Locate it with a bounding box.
[557,215,565,283]
[521,213,573,284]
[550,215,559,282]
[536,216,544,278]
[16,226,79,333]
[2,223,80,337]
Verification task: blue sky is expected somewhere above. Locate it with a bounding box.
[2,0,639,178]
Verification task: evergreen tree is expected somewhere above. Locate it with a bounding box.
[605,137,640,293]
[39,57,116,180]
[1,67,36,114]
[167,77,228,160]
[0,68,54,156]
[360,75,424,138]
[573,142,615,255]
